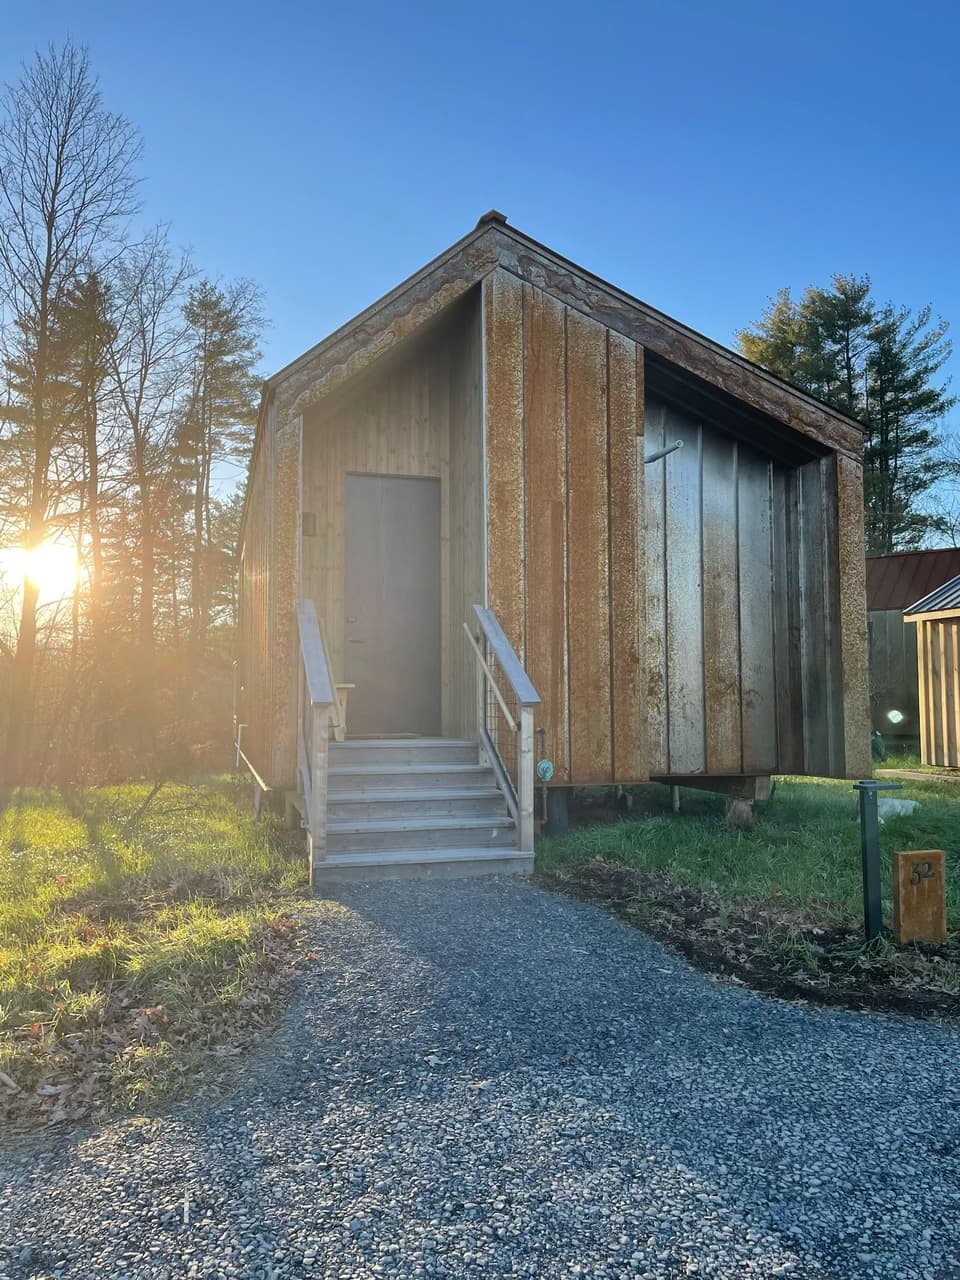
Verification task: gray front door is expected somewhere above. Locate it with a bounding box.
[344,473,441,736]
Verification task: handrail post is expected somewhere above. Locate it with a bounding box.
[518,704,535,852]
[309,703,329,869]
[296,599,336,885]
[475,632,486,741]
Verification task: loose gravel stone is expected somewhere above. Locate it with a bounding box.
[2,878,959,1278]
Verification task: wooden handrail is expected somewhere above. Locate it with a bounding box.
[472,605,541,707]
[467,604,540,855]
[296,600,336,707]
[296,599,334,881]
[462,622,517,733]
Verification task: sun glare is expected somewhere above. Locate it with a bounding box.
[0,541,79,604]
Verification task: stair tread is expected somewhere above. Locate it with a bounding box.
[328,763,491,776]
[317,847,528,868]
[328,787,504,803]
[332,738,475,749]
[328,814,515,834]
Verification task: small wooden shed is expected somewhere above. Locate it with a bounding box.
[867,549,960,747]
[905,574,960,768]
[237,212,871,882]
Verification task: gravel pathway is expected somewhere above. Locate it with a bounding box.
[2,877,960,1280]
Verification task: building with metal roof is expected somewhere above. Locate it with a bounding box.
[866,550,960,750]
[866,548,960,612]
[904,572,960,767]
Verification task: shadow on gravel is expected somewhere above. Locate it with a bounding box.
[309,878,960,1279]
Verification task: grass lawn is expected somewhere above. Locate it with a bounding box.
[537,771,960,1012]
[0,777,307,1130]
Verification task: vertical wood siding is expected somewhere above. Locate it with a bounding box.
[644,399,849,778]
[238,434,271,773]
[484,270,645,785]
[298,295,483,746]
[917,617,960,767]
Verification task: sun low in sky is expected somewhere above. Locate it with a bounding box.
[0,541,80,606]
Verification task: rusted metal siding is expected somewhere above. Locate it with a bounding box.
[608,337,645,782]
[835,453,872,777]
[521,286,570,782]
[484,270,645,786]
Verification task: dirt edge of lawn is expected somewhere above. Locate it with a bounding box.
[538,860,960,1022]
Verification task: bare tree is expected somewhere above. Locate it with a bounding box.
[0,42,141,781]
[107,229,193,666]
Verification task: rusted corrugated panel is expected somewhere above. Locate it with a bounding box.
[738,451,777,772]
[701,429,741,772]
[836,453,871,777]
[483,270,525,659]
[566,309,612,782]
[644,402,669,775]
[867,549,960,611]
[521,285,570,781]
[608,333,645,782]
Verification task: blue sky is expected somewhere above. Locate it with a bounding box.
[3,0,959,405]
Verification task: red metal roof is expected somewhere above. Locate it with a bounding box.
[866,548,960,611]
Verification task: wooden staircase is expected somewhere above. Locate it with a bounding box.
[290,600,541,887]
[312,737,533,882]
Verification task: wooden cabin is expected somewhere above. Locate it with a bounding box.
[866,549,960,749]
[237,211,871,884]
[905,574,960,768]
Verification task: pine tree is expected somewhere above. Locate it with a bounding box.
[737,277,954,552]
[175,279,262,661]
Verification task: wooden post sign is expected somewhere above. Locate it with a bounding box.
[892,850,947,945]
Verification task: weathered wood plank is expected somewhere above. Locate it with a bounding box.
[522,285,570,780]
[608,331,644,781]
[566,309,612,783]
[483,270,526,661]
[950,623,960,767]
[663,404,705,774]
[701,430,741,772]
[772,466,805,772]
[798,459,828,774]
[738,450,777,773]
[644,400,669,775]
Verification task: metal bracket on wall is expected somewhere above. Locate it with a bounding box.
[643,439,684,465]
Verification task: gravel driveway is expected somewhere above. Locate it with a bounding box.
[2,878,959,1280]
